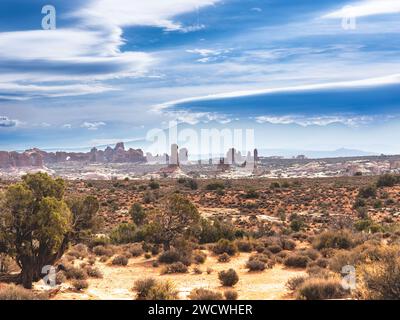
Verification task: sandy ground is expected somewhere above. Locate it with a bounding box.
[44,252,306,300]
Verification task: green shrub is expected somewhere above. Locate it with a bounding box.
[358,185,377,199]
[376,174,398,188]
[149,181,160,190]
[110,223,137,244]
[206,182,225,191]
[130,203,146,226]
[218,269,239,287]
[189,288,223,300]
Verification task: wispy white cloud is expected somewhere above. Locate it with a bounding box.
[0,116,19,128]
[323,0,400,19]
[81,121,106,130]
[155,74,400,110]
[255,115,375,127]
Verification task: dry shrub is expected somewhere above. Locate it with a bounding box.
[224,289,238,300]
[235,239,254,252]
[212,239,237,256]
[284,253,311,268]
[313,230,357,250]
[0,284,48,300]
[189,288,223,300]
[133,278,177,300]
[112,255,129,266]
[193,250,207,264]
[72,279,89,291]
[297,278,346,300]
[65,266,87,280]
[357,246,400,300]
[161,262,188,274]
[286,276,307,291]
[92,245,114,257]
[218,253,231,263]
[85,266,103,278]
[218,269,239,287]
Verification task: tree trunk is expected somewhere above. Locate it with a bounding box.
[21,265,33,289]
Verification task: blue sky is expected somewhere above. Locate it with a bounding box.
[0,0,400,155]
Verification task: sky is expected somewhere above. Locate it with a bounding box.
[0,0,400,156]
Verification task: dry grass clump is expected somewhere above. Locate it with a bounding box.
[189,288,223,300]
[133,278,178,300]
[92,245,114,257]
[235,239,254,252]
[0,284,48,300]
[218,253,231,263]
[246,253,275,271]
[65,265,88,280]
[193,250,207,264]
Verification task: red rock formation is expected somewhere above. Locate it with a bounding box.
[0,142,146,168]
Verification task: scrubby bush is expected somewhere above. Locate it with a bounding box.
[65,266,87,280]
[376,174,398,188]
[313,230,356,250]
[206,182,225,191]
[218,269,239,287]
[284,253,310,268]
[112,255,129,266]
[189,288,223,300]
[130,203,146,226]
[296,278,346,300]
[72,279,89,291]
[224,289,238,300]
[92,245,114,257]
[193,251,207,264]
[161,262,188,274]
[212,239,237,256]
[235,239,253,252]
[357,247,400,299]
[133,278,177,300]
[158,250,181,264]
[246,259,266,271]
[199,218,238,243]
[286,276,307,291]
[127,244,144,257]
[0,284,48,300]
[358,185,377,199]
[85,266,103,278]
[149,180,160,190]
[267,244,282,254]
[218,253,231,263]
[110,223,137,244]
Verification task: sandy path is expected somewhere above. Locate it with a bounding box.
[50,252,305,300]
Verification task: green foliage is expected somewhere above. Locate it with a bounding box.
[358,185,377,199]
[149,194,200,250]
[198,218,237,244]
[149,180,160,190]
[129,203,146,226]
[0,173,81,288]
[376,174,399,188]
[354,219,384,233]
[110,223,137,244]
